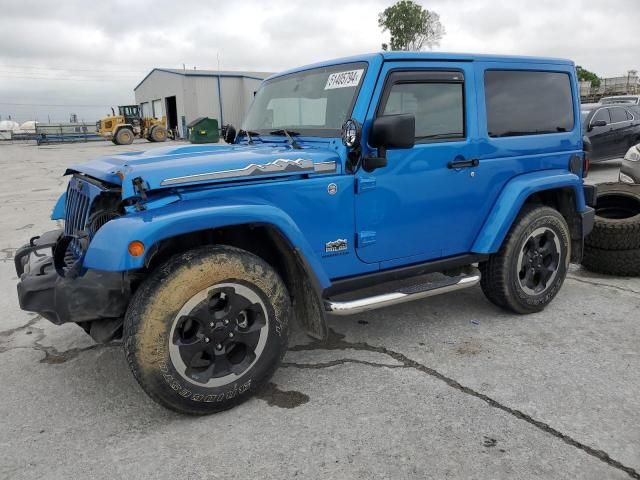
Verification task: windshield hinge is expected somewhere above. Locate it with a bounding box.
[357,231,377,248]
[356,177,376,194]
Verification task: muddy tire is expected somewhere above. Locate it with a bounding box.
[582,245,640,276]
[149,125,167,142]
[123,245,290,414]
[114,128,134,145]
[585,182,640,250]
[479,205,571,314]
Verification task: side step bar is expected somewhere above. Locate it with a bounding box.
[324,268,481,316]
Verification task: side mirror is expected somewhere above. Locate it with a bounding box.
[363,114,415,172]
[370,114,415,150]
[589,119,607,131]
[221,124,236,144]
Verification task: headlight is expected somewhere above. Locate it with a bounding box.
[624,145,640,162]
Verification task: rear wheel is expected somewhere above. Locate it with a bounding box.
[123,245,290,414]
[114,128,134,145]
[149,125,167,142]
[480,205,571,314]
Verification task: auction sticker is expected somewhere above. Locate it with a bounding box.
[325,69,364,90]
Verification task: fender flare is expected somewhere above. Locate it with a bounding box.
[471,169,586,254]
[83,198,331,290]
[114,123,133,131]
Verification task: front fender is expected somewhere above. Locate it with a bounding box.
[83,198,331,289]
[472,170,586,254]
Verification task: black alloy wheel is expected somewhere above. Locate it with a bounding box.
[170,284,268,386]
[516,227,561,295]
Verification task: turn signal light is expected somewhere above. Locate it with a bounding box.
[128,241,145,257]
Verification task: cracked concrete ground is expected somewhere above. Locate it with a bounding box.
[0,141,639,479]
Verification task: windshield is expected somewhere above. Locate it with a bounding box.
[242,62,366,137]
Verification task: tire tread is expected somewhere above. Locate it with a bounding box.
[480,205,570,314]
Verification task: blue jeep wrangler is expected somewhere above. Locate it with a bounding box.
[15,52,595,414]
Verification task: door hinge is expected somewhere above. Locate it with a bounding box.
[357,231,377,247]
[356,177,376,194]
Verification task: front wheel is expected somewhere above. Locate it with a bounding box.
[123,246,290,414]
[114,128,134,145]
[149,125,167,142]
[479,205,571,314]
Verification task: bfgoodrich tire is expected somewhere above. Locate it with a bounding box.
[123,245,290,414]
[582,245,640,276]
[479,205,571,314]
[585,182,640,250]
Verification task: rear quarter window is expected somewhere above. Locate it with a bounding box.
[484,70,574,138]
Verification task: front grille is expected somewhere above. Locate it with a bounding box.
[64,176,93,259]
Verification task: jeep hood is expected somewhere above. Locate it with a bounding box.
[66,143,341,199]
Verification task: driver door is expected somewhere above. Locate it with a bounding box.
[354,61,487,266]
[589,108,615,160]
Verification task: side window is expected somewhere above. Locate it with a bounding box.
[380,75,465,141]
[484,70,574,137]
[610,107,628,123]
[592,109,610,124]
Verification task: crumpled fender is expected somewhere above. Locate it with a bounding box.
[51,192,66,220]
[83,197,331,290]
[472,169,586,254]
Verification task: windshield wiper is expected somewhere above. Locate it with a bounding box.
[269,129,302,149]
[238,129,260,144]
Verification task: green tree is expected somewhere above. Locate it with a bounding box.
[576,65,601,89]
[378,1,445,51]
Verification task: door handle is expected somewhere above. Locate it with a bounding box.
[448,158,479,169]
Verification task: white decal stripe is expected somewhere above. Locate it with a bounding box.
[160,159,336,186]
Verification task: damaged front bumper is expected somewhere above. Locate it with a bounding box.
[15,229,131,328]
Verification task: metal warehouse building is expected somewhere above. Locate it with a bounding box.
[134,68,272,138]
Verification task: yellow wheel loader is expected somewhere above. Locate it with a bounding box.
[96,105,168,145]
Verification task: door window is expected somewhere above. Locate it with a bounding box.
[379,71,465,142]
[609,107,628,124]
[592,109,610,125]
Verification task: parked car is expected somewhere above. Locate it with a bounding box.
[582,103,640,162]
[620,143,640,183]
[600,95,640,105]
[14,52,595,414]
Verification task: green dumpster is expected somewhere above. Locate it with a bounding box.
[187,117,220,144]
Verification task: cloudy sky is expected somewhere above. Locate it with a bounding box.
[1,0,639,122]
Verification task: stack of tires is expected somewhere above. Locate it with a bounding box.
[582,182,640,276]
